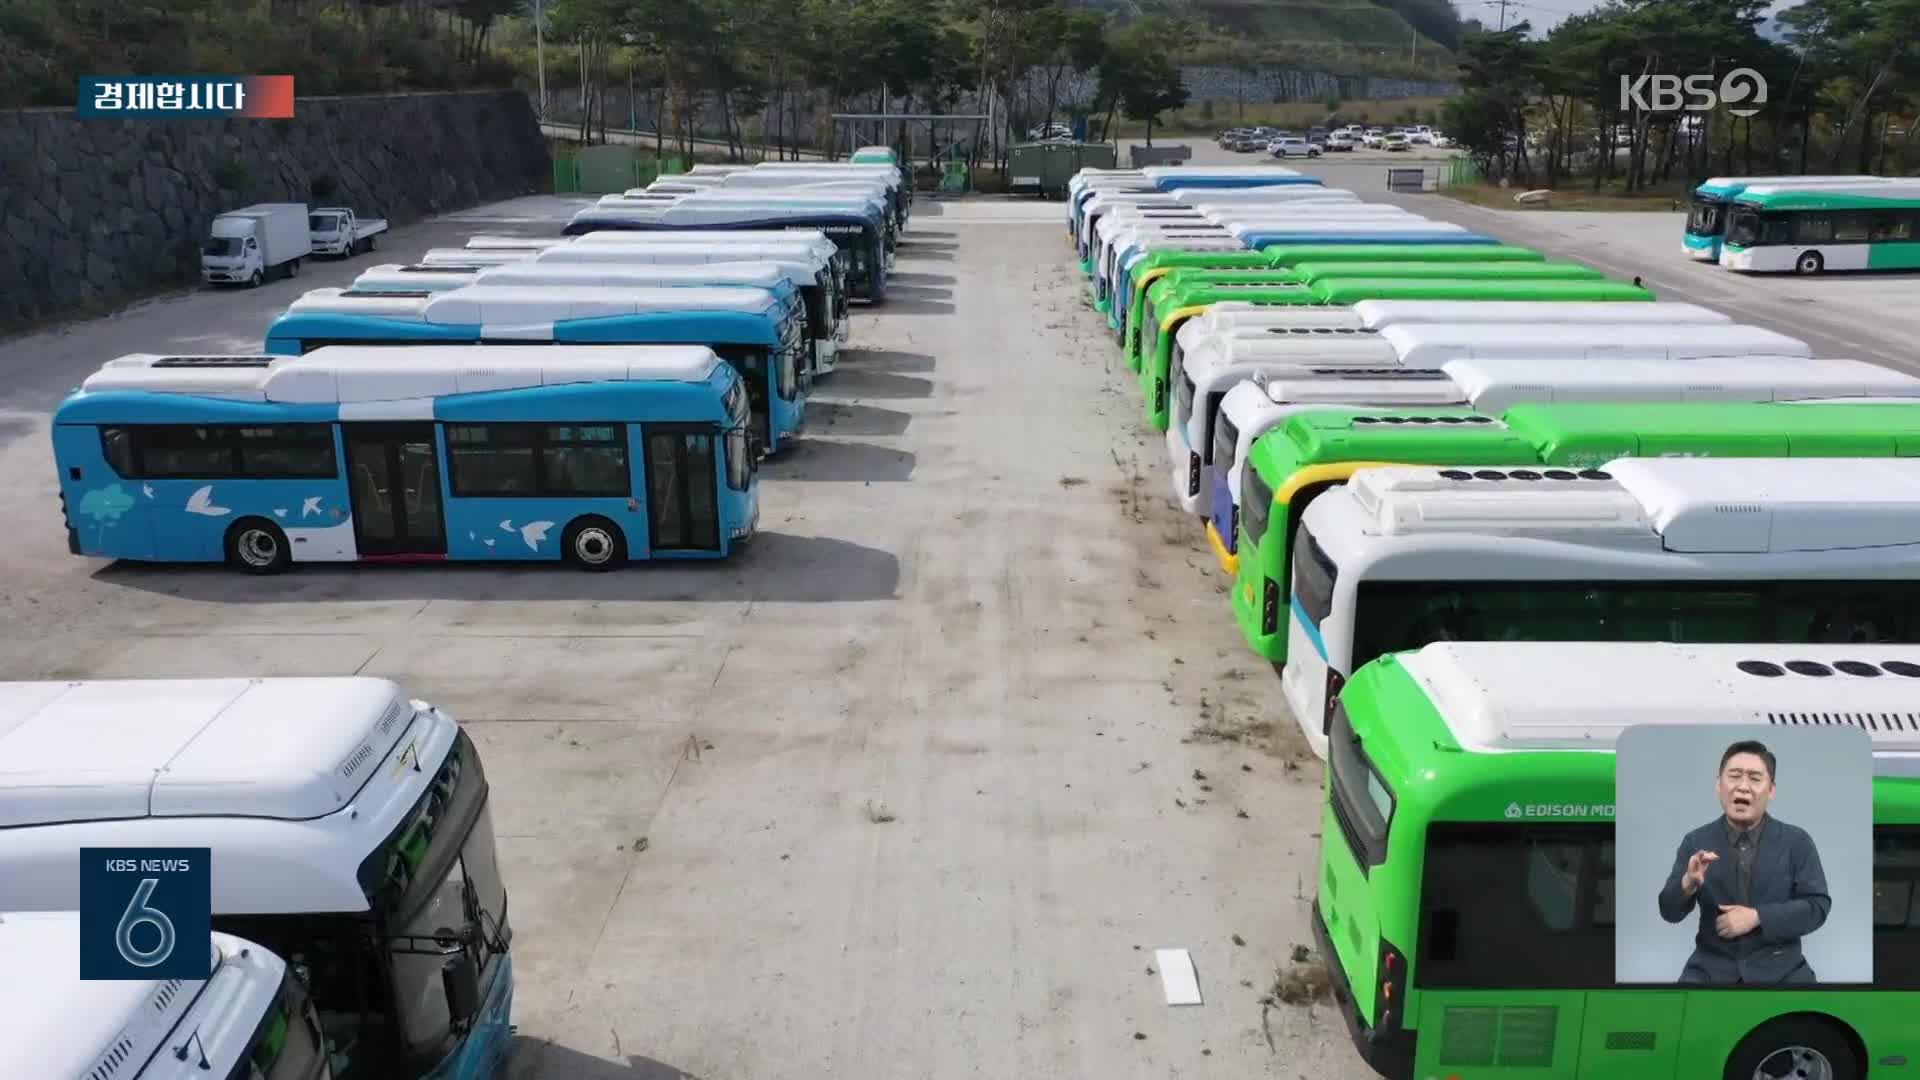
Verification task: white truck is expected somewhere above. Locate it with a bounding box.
[0,911,332,1079]
[308,207,389,257]
[201,203,312,287]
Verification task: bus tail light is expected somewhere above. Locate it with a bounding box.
[1261,577,1281,635]
[1324,669,1346,736]
[1154,378,1167,413]
[1374,939,1408,1035]
[1187,453,1202,496]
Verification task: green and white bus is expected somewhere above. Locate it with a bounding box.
[1721,180,1920,273]
[1139,280,1662,428]
[1682,175,1882,261]
[1283,456,1920,758]
[1140,280,1656,426]
[1318,639,1920,1080]
[1232,401,1920,668]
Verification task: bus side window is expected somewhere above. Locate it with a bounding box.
[1873,827,1920,990]
[1833,211,1872,244]
[1794,214,1834,244]
[1872,212,1915,242]
[100,427,136,476]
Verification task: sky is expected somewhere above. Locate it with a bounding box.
[1476,0,1797,35]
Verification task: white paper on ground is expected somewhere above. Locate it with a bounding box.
[1156,947,1202,1006]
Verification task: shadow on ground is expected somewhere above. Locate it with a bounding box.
[804,399,912,436]
[505,1037,706,1080]
[762,437,915,482]
[815,368,933,398]
[94,531,901,603]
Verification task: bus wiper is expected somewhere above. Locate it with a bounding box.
[173,1026,212,1069]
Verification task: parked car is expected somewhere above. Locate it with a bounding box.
[1360,132,1385,149]
[1429,133,1452,148]
[1270,136,1321,159]
[1384,132,1411,151]
[1409,131,1433,145]
[1026,122,1073,140]
[1326,133,1356,152]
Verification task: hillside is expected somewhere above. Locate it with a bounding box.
[1076,0,1461,81]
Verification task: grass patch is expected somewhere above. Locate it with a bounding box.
[1439,180,1691,213]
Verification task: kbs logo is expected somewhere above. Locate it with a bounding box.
[1619,69,1768,118]
[79,847,212,980]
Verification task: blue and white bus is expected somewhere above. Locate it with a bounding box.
[264,284,807,453]
[418,241,850,373]
[54,346,758,572]
[1682,174,1884,260]
[345,261,846,377]
[562,205,889,301]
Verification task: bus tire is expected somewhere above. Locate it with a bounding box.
[1723,1016,1860,1080]
[563,516,626,571]
[1795,250,1824,275]
[226,518,292,575]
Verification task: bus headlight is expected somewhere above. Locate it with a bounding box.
[1261,577,1281,635]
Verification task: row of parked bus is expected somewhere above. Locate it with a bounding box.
[1068,165,1920,1080]
[50,153,911,576]
[1681,174,1920,273]
[10,157,910,1074]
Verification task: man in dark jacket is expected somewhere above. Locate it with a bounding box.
[1657,739,1831,984]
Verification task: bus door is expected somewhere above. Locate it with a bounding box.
[344,423,447,558]
[643,424,721,553]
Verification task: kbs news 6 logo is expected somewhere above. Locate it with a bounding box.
[79,848,212,980]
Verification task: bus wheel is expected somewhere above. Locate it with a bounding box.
[564,517,626,571]
[226,518,292,575]
[1795,251,1825,275]
[1724,1017,1859,1080]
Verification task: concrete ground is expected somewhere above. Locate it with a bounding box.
[10,141,1914,1078]
[0,196,1356,1078]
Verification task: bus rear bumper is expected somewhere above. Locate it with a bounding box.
[1312,901,1415,1080]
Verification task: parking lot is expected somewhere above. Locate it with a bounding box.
[0,195,1360,1078]
[4,152,1918,1078]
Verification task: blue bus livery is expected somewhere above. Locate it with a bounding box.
[54,346,758,573]
[264,284,807,453]
[346,260,848,377]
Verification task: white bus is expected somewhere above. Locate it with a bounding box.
[1720,180,1920,274]
[1281,457,1920,758]
[0,677,514,1079]
[1207,356,1920,568]
[1168,319,1814,514]
[1172,186,1359,206]
[1,911,329,1080]
[349,257,848,374]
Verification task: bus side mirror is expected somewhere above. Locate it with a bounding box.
[441,953,481,1029]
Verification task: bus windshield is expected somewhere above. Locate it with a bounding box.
[1686,198,1724,237]
[1724,206,1762,247]
[374,733,510,1065]
[228,969,329,1080]
[1213,413,1241,477]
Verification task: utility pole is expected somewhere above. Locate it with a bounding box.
[1485,0,1517,32]
[533,0,547,121]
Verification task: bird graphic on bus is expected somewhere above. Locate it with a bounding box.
[498,519,556,552]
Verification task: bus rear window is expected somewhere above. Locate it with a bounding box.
[1327,703,1391,868]
[1350,579,1920,678]
[1243,466,1275,547]
[1416,822,1614,990]
[1291,526,1337,631]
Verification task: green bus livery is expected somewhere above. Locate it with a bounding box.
[1232,400,1920,662]
[1317,640,1920,1080]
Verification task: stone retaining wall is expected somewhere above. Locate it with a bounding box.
[0,89,549,329]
